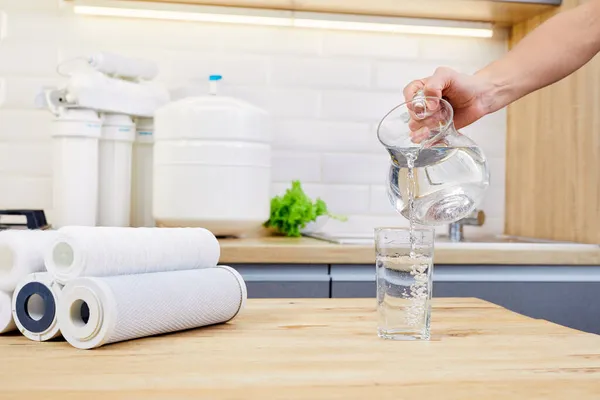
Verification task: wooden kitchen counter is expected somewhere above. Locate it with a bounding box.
[218,236,600,265]
[1,298,599,399]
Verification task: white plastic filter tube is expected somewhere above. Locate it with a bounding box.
[64,70,170,117]
[0,229,58,292]
[12,272,63,342]
[0,291,16,334]
[131,117,155,227]
[58,266,247,349]
[51,109,102,228]
[44,226,220,284]
[98,113,135,227]
[88,52,159,81]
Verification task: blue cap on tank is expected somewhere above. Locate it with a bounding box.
[209,75,222,81]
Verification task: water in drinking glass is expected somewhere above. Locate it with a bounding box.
[375,227,434,341]
[377,253,433,340]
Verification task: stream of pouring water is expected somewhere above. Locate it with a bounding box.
[402,150,419,259]
[403,149,430,330]
[404,94,426,259]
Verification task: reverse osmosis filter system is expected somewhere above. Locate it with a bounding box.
[36,52,170,229]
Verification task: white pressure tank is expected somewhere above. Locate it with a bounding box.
[153,75,271,237]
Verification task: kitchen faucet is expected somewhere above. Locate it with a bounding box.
[448,210,486,242]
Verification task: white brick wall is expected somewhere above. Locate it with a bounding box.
[322,154,389,184]
[321,31,419,59]
[270,57,371,89]
[0,1,508,236]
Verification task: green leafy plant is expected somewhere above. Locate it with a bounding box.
[263,180,347,237]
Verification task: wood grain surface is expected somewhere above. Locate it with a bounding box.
[0,298,599,399]
[217,236,600,265]
[506,0,600,245]
[120,0,559,25]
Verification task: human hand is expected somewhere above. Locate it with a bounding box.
[403,67,495,142]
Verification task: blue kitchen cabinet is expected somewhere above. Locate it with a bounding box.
[330,265,376,298]
[230,263,600,334]
[230,264,330,299]
[330,264,600,335]
[434,265,600,335]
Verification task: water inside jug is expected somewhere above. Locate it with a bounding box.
[377,92,490,226]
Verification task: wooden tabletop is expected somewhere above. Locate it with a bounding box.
[218,236,600,265]
[1,298,599,399]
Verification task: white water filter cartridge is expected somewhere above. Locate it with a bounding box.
[131,117,155,227]
[52,109,101,227]
[0,291,16,334]
[44,226,220,284]
[98,113,135,227]
[12,272,63,341]
[58,266,247,349]
[0,229,58,292]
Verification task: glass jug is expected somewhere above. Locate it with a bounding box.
[377,92,490,226]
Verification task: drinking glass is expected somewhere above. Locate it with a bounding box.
[375,227,435,340]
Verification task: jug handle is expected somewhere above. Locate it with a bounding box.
[412,89,427,119]
[413,89,449,111]
[412,89,453,148]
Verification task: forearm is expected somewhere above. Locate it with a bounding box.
[476,0,600,113]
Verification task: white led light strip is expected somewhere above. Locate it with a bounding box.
[74,5,293,27]
[72,0,494,38]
